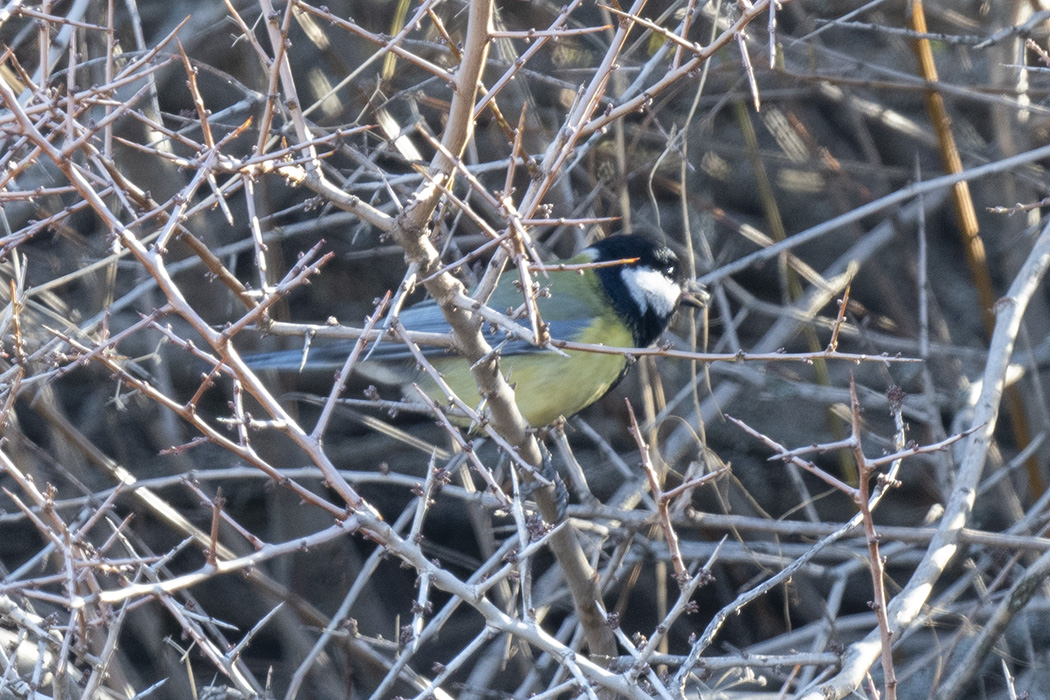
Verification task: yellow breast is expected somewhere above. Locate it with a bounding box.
[420,315,634,428]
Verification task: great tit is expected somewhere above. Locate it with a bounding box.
[247,235,701,428]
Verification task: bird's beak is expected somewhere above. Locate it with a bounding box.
[679,284,708,310]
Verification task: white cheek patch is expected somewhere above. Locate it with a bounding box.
[621,267,681,317]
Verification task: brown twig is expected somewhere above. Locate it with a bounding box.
[909,0,1042,497]
[626,399,689,584]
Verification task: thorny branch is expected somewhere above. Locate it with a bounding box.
[4,2,1050,700]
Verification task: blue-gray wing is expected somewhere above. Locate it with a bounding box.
[244,298,591,373]
[245,268,607,372]
[396,290,603,355]
[370,298,592,359]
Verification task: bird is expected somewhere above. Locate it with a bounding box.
[246,235,703,429]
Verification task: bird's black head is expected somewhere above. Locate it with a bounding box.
[587,236,694,347]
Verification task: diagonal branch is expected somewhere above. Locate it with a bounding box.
[800,214,1050,699]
